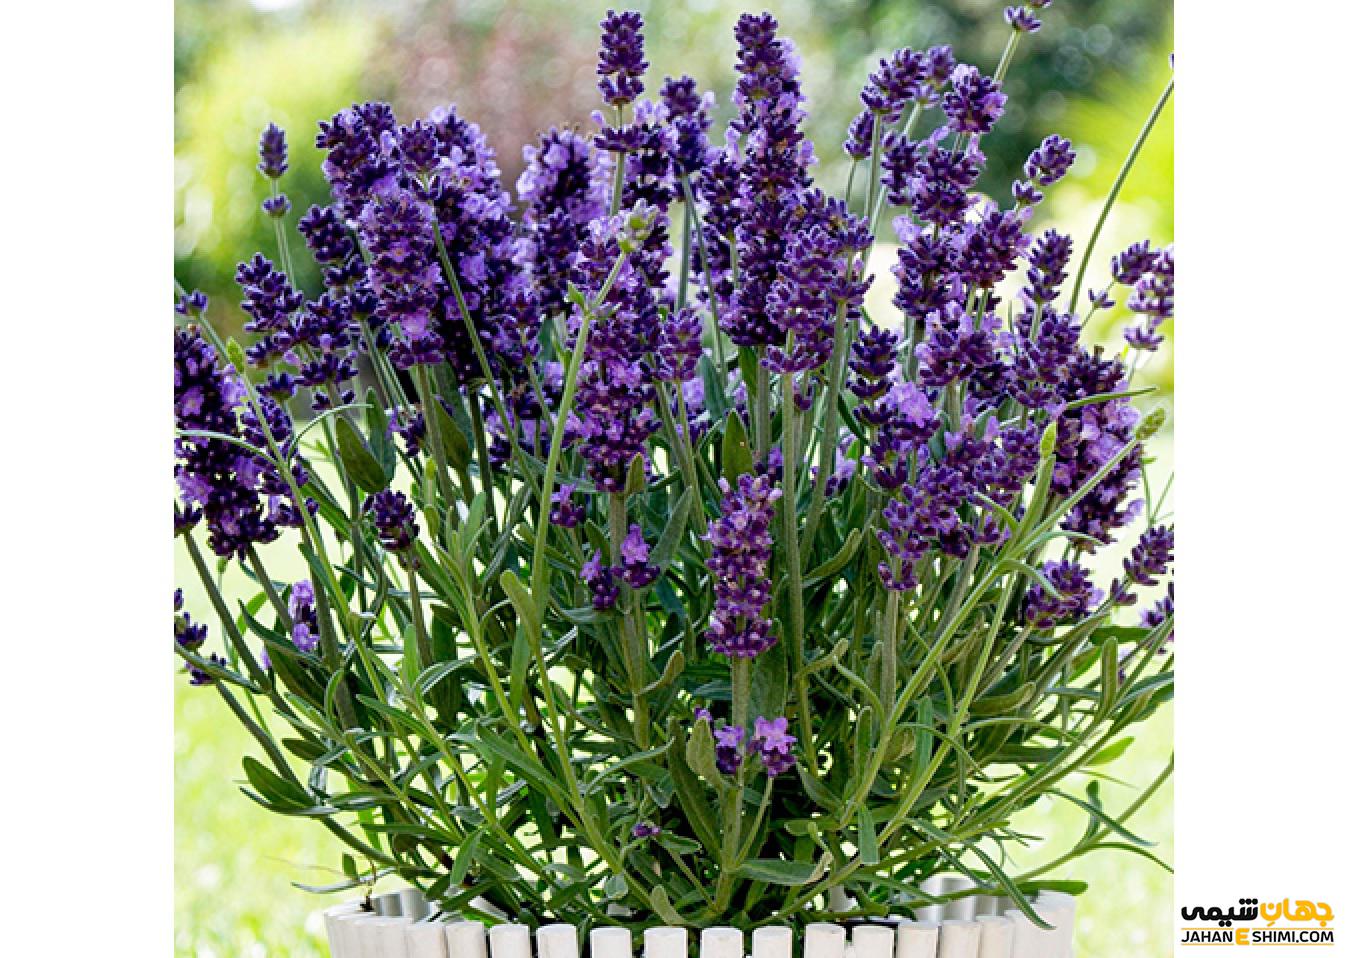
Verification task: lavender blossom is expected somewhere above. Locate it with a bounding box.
[258,123,288,179]
[1124,525,1174,587]
[365,489,419,553]
[597,10,649,108]
[843,110,875,160]
[862,48,926,120]
[1024,560,1103,628]
[748,716,797,776]
[620,524,660,588]
[175,324,303,558]
[714,725,746,774]
[941,65,1007,136]
[1005,6,1043,33]
[583,550,621,610]
[550,482,587,529]
[517,128,608,314]
[704,474,781,658]
[288,580,320,653]
[175,588,207,652]
[660,75,715,174]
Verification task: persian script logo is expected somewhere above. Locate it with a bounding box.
[1180,898,1336,946]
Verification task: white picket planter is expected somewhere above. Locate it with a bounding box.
[323,883,1078,958]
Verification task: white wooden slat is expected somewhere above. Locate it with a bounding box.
[937,920,981,958]
[893,920,940,958]
[850,923,894,958]
[700,926,744,958]
[331,908,375,958]
[1035,894,1075,958]
[752,925,794,958]
[1005,906,1063,958]
[355,915,412,958]
[643,925,688,958]
[325,903,364,958]
[590,925,633,958]
[320,903,1078,958]
[489,924,533,958]
[804,922,846,958]
[447,920,489,958]
[975,916,1014,958]
[538,923,581,958]
[914,876,946,925]
[407,921,451,958]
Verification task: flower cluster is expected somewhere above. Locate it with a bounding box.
[174,321,309,559]
[704,474,781,658]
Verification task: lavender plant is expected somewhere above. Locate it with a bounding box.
[174,2,1174,931]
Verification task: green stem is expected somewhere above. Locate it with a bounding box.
[1068,76,1174,313]
[780,371,814,767]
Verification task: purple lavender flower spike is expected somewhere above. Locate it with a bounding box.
[288,580,320,653]
[175,324,306,558]
[844,110,875,160]
[880,133,921,207]
[517,128,609,315]
[1124,246,1174,351]
[704,474,781,658]
[550,482,587,529]
[657,307,704,382]
[186,653,226,686]
[583,550,621,610]
[660,75,715,175]
[1124,525,1174,587]
[920,46,958,103]
[1024,134,1076,186]
[262,194,291,218]
[176,289,209,318]
[849,326,902,418]
[315,102,399,217]
[620,524,660,588]
[258,123,288,179]
[1005,6,1043,33]
[909,130,983,227]
[365,489,419,553]
[862,48,926,120]
[632,822,660,839]
[175,588,208,652]
[597,9,648,107]
[748,716,797,776]
[714,724,746,774]
[1024,560,1104,628]
[941,65,1007,135]
[1141,583,1174,641]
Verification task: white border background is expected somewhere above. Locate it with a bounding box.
[2,1,1357,954]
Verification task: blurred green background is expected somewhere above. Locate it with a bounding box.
[174,0,1173,954]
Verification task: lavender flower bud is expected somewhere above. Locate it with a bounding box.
[1124,525,1174,587]
[364,489,419,553]
[941,65,1007,136]
[597,9,648,107]
[258,123,288,179]
[714,725,745,774]
[1005,6,1043,33]
[704,474,781,658]
[748,716,797,776]
[175,588,207,652]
